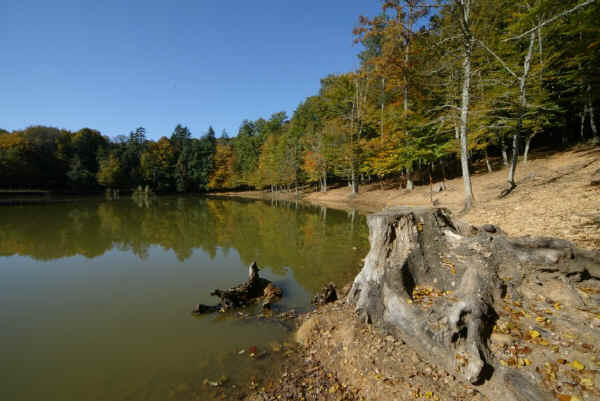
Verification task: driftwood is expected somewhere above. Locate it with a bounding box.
[312,282,338,306]
[348,207,600,401]
[193,262,282,314]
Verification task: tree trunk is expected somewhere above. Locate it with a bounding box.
[459,43,473,210]
[523,136,532,163]
[406,168,414,191]
[457,0,474,211]
[381,77,385,143]
[351,167,359,195]
[580,110,586,138]
[501,141,508,166]
[587,85,598,141]
[506,133,519,189]
[505,31,536,196]
[403,18,410,115]
[485,149,493,173]
[348,207,600,401]
[429,164,434,204]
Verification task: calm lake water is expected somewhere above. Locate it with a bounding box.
[0,197,368,401]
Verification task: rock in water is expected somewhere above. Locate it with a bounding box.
[347,207,600,401]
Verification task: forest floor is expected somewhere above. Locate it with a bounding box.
[220,146,600,250]
[229,146,600,401]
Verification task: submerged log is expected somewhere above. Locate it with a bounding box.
[193,262,282,314]
[347,207,600,401]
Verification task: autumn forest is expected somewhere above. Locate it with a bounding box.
[1,0,598,207]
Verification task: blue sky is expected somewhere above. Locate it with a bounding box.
[1,0,383,140]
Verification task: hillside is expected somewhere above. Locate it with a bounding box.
[245,147,600,401]
[299,147,600,250]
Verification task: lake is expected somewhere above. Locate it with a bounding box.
[0,196,369,401]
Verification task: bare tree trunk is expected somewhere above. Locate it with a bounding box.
[406,167,414,191]
[485,149,493,173]
[403,17,410,114]
[351,167,358,194]
[429,163,434,204]
[507,132,519,190]
[587,85,598,140]
[523,136,532,163]
[458,0,474,211]
[381,77,385,143]
[505,31,536,195]
[580,110,586,138]
[323,173,327,193]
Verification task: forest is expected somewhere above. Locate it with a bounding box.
[1,0,598,208]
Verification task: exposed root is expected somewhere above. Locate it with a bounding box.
[347,207,600,401]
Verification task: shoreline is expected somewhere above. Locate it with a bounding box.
[243,148,600,401]
[212,148,600,250]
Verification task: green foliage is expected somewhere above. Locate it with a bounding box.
[2,0,597,193]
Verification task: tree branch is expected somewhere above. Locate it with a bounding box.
[476,39,519,80]
[505,0,596,41]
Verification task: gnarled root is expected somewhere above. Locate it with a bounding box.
[348,207,599,401]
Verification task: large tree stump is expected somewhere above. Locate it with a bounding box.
[348,207,600,401]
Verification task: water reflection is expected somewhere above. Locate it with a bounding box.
[0,197,368,401]
[0,197,368,294]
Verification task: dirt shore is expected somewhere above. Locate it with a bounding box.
[217,147,600,250]
[224,147,600,401]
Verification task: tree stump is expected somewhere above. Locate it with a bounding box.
[348,207,600,401]
[193,262,282,314]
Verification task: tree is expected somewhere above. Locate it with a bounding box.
[67,155,94,189]
[209,142,235,190]
[140,137,175,191]
[456,0,475,210]
[97,153,123,188]
[170,124,191,151]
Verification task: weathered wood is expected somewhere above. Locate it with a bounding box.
[193,262,282,314]
[347,207,600,401]
[312,283,338,306]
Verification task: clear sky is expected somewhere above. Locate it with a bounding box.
[1,0,382,140]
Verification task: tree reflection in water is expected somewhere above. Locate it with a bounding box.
[0,197,369,293]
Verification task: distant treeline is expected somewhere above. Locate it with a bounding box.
[1,0,598,195]
[0,125,217,192]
